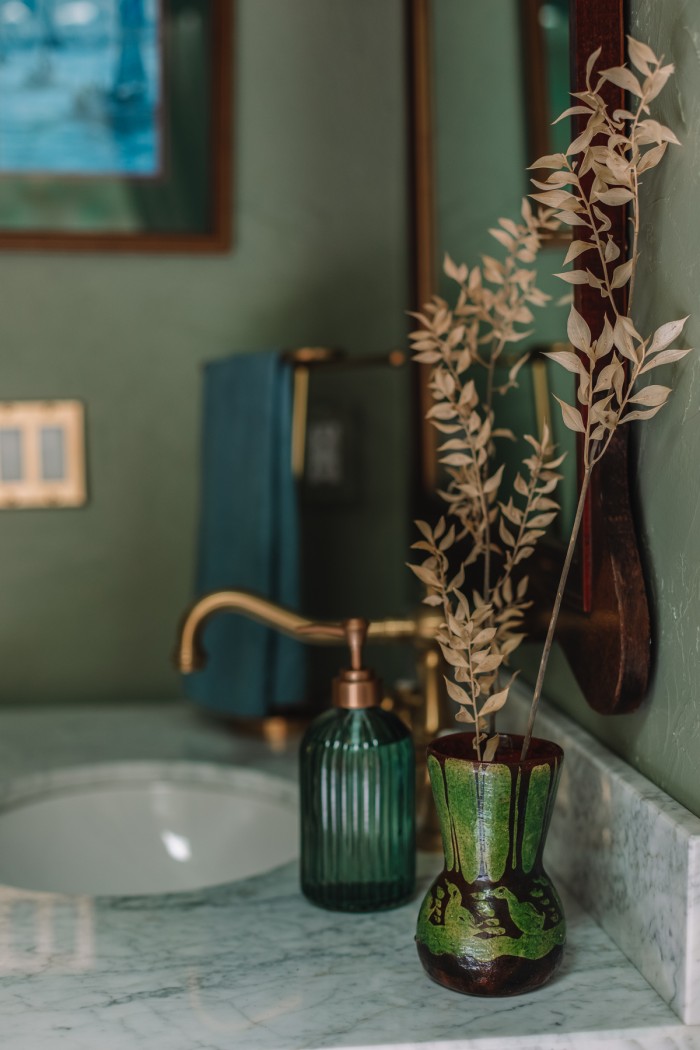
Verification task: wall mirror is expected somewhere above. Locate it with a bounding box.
[408,0,651,715]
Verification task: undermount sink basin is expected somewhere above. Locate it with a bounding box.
[0,762,299,897]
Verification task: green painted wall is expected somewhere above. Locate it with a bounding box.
[0,0,411,704]
[9,0,697,819]
[519,1,700,817]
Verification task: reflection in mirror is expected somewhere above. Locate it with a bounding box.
[429,0,576,536]
[522,0,571,165]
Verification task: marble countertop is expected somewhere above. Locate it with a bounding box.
[0,702,698,1050]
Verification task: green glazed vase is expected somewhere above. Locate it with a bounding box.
[416,731,565,996]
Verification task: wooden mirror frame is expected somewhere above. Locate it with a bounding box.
[520,0,570,250]
[407,0,651,715]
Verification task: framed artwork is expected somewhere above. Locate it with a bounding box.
[0,0,232,251]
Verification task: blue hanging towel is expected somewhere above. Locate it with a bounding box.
[184,349,306,717]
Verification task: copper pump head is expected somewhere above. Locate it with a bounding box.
[298,616,381,710]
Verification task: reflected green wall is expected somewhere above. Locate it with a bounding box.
[519,0,700,818]
[0,0,411,704]
[433,0,566,336]
[432,0,575,530]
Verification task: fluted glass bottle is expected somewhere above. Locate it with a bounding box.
[300,706,415,911]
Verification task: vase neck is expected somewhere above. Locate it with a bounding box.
[428,753,561,882]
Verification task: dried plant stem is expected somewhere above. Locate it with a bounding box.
[592,353,643,466]
[626,106,644,312]
[482,339,506,602]
[486,357,496,411]
[628,171,640,310]
[599,92,645,312]
[411,38,688,757]
[520,464,593,759]
[497,453,542,592]
[467,649,483,762]
[569,166,619,309]
[484,332,507,415]
[443,359,494,602]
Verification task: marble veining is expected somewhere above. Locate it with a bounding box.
[0,860,689,1050]
[0,701,697,1049]
[510,683,700,1026]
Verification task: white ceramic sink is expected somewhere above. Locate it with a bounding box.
[0,762,299,896]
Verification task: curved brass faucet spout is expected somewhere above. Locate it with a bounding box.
[175,589,419,674]
[174,588,449,850]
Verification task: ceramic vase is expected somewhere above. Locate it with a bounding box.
[416,731,565,996]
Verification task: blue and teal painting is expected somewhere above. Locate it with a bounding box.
[0,0,161,176]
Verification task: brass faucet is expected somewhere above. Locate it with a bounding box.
[174,589,450,849]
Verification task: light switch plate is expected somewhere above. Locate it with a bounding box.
[0,401,86,508]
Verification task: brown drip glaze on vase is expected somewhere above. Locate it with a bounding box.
[416,732,565,997]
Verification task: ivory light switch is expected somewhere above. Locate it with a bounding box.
[0,401,86,508]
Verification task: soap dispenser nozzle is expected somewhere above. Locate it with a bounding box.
[298,616,381,710]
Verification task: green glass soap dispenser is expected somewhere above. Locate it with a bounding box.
[299,617,415,911]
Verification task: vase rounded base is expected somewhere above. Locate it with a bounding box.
[416,938,564,997]
[415,868,566,997]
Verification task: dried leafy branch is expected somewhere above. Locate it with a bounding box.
[408,206,563,760]
[521,37,693,757]
[408,35,692,763]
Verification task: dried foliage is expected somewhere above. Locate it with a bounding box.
[529,38,689,471]
[408,204,564,761]
[409,36,693,763]
[520,37,692,756]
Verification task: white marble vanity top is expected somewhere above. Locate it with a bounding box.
[0,701,698,1050]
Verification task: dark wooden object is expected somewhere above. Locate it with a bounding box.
[407,0,652,715]
[0,0,233,254]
